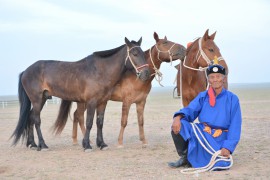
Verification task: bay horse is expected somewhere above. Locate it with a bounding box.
[53,32,186,147]
[173,29,228,107]
[11,37,150,151]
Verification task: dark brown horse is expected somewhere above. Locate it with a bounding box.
[53,32,186,147]
[11,37,150,151]
[173,29,228,106]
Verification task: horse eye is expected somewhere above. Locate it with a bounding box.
[209,48,214,52]
[163,41,168,45]
[132,52,138,56]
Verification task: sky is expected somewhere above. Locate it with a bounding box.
[0,0,270,95]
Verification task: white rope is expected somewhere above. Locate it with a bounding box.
[179,37,226,106]
[198,38,212,64]
[125,46,142,75]
[149,42,177,87]
[179,62,184,108]
[183,37,225,71]
[180,123,233,174]
[149,47,164,86]
[155,43,176,66]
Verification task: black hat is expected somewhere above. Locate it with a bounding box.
[206,64,226,76]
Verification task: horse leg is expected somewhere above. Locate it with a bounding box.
[117,102,131,148]
[72,103,86,145]
[96,102,108,150]
[82,102,95,152]
[78,103,87,141]
[32,99,49,151]
[136,100,147,147]
[26,109,38,149]
[72,109,79,145]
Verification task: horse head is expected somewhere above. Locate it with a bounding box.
[124,37,150,81]
[192,29,225,69]
[153,32,186,62]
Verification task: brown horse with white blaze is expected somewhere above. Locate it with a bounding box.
[174,29,228,107]
[54,32,186,147]
[11,37,150,152]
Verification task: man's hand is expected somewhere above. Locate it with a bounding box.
[172,115,181,134]
[220,148,230,158]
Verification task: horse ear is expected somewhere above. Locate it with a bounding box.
[137,37,142,46]
[203,29,210,41]
[154,32,159,42]
[209,31,216,40]
[125,37,132,48]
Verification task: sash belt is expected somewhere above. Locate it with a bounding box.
[203,123,228,138]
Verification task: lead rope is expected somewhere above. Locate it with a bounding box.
[180,123,233,174]
[149,42,178,87]
[179,61,184,108]
[149,47,164,87]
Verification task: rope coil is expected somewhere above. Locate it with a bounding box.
[180,123,233,174]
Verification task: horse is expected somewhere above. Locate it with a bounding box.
[11,37,150,152]
[53,32,186,147]
[173,29,228,107]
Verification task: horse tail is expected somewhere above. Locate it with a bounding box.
[11,72,31,145]
[53,100,73,135]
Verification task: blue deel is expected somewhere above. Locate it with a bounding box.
[173,88,242,168]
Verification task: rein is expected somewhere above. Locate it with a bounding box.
[180,123,233,174]
[149,43,177,86]
[125,46,149,76]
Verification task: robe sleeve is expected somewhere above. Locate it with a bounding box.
[221,96,242,153]
[173,92,204,122]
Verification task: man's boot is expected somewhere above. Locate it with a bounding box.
[168,131,190,168]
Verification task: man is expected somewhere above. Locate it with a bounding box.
[168,63,242,169]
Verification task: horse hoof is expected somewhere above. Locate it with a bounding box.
[72,142,79,146]
[28,145,37,150]
[41,148,49,152]
[117,145,124,149]
[100,146,109,151]
[84,148,93,153]
[142,144,148,148]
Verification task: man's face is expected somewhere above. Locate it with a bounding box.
[208,73,225,89]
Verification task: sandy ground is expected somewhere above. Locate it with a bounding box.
[0,84,270,180]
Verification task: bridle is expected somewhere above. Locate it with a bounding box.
[178,37,226,108]
[125,46,149,76]
[149,42,178,86]
[183,37,225,71]
[155,43,177,64]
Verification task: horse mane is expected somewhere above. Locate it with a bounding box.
[93,44,126,57]
[93,40,139,58]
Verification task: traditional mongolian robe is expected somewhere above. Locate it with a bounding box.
[174,88,242,168]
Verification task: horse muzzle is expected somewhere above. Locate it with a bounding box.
[172,46,186,61]
[136,65,150,81]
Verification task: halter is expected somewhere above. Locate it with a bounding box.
[178,37,226,108]
[155,43,177,65]
[183,37,224,71]
[125,46,149,76]
[148,42,177,86]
